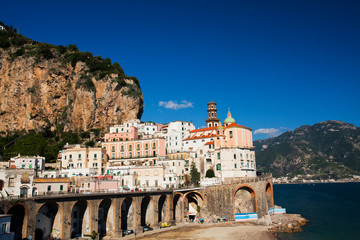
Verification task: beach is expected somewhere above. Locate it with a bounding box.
[127,222,275,240]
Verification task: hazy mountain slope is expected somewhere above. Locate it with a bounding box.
[254,121,360,179]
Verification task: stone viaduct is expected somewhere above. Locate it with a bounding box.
[0,175,273,240]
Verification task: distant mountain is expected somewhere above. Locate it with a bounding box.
[254,121,360,179]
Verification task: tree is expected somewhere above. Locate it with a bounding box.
[183,174,191,186]
[205,168,215,178]
[190,162,200,185]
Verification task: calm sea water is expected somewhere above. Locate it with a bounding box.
[274,182,360,240]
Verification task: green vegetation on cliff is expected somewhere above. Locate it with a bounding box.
[0,128,102,162]
[0,21,140,93]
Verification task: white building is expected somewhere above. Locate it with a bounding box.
[109,119,159,138]
[58,144,108,175]
[0,169,35,197]
[159,121,195,153]
[9,154,45,174]
[33,178,70,195]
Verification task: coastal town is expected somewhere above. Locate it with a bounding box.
[1,102,285,240]
[0,102,257,197]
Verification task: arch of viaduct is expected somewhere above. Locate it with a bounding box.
[0,176,273,240]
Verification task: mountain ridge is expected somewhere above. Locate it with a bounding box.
[254,120,360,179]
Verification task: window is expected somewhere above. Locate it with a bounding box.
[94,154,97,159]
[47,185,51,192]
[137,144,140,150]
[69,154,72,159]
[229,131,233,138]
[216,164,221,171]
[129,152,132,158]
[112,153,115,159]
[145,151,148,157]
[121,145,124,151]
[235,164,237,168]
[88,183,90,188]
[153,142,156,148]
[137,152,140,157]
[155,180,158,187]
[8,178,14,187]
[129,145,132,151]
[234,154,236,159]
[217,153,220,160]
[116,128,118,133]
[121,153,124,158]
[60,185,63,191]
[1,223,7,234]
[145,143,148,149]
[111,146,115,152]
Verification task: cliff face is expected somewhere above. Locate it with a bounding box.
[0,47,144,132]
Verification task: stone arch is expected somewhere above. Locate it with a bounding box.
[70,200,91,238]
[184,191,204,221]
[158,195,170,222]
[141,196,154,226]
[265,182,274,208]
[233,185,257,214]
[98,198,113,239]
[35,201,62,240]
[6,203,29,240]
[120,197,135,231]
[173,193,184,222]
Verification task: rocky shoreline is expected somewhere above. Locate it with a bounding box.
[270,214,309,233]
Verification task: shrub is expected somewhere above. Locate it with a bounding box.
[205,169,215,178]
[11,35,29,46]
[37,44,54,60]
[76,74,96,92]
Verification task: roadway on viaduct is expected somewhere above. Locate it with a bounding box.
[0,175,273,240]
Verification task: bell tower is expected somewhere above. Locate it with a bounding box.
[205,101,221,128]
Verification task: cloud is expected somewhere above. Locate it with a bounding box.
[254,128,280,137]
[159,100,193,110]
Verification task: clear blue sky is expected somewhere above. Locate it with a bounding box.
[2,0,359,139]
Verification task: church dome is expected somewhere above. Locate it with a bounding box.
[224,109,236,124]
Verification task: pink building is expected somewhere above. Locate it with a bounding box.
[102,137,166,166]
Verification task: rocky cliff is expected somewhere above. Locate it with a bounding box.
[254,121,360,179]
[0,24,144,133]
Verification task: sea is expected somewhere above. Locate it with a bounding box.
[274,182,360,240]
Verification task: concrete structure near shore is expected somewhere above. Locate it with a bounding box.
[0,174,273,240]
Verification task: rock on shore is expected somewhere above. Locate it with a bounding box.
[270,214,309,232]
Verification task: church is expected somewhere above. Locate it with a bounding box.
[184,101,257,183]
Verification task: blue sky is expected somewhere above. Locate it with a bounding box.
[1,0,359,139]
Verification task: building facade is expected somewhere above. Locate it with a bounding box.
[184,102,257,183]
